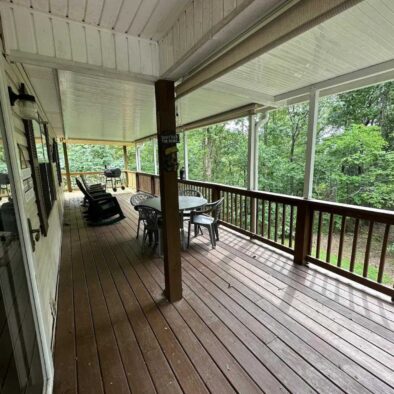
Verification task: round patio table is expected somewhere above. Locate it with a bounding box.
[137,196,207,212]
[135,195,207,250]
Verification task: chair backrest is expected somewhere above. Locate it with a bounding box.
[80,175,90,189]
[135,205,160,230]
[130,192,153,206]
[76,178,92,201]
[210,197,224,222]
[179,188,202,197]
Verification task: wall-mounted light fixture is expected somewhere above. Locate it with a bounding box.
[8,83,39,121]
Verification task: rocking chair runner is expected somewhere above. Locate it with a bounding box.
[76,178,125,225]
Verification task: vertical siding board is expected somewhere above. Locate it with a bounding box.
[100,31,116,69]
[167,30,174,70]
[179,11,187,57]
[69,23,88,63]
[85,26,102,66]
[52,19,72,60]
[128,38,142,74]
[202,0,212,36]
[173,20,180,62]
[159,38,165,74]
[151,42,160,76]
[0,7,19,52]
[186,5,194,50]
[212,0,224,26]
[224,0,236,17]
[115,35,129,72]
[13,7,37,53]
[33,13,55,57]
[194,0,203,42]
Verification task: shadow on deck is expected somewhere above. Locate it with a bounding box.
[54,192,394,394]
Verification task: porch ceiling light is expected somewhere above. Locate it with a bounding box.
[8,83,39,121]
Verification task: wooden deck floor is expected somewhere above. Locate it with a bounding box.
[54,192,394,394]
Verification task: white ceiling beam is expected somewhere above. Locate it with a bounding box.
[175,0,362,99]
[275,59,394,103]
[176,103,265,132]
[205,80,276,106]
[0,2,159,83]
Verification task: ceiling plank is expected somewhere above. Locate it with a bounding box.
[85,0,104,25]
[114,0,141,33]
[49,0,68,17]
[127,0,157,36]
[99,0,123,29]
[31,0,49,13]
[68,0,86,21]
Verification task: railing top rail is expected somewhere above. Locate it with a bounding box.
[62,171,104,176]
[179,178,304,205]
[134,171,394,222]
[308,199,394,224]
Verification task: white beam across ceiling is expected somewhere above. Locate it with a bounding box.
[175,0,362,99]
[274,59,394,103]
[0,2,159,83]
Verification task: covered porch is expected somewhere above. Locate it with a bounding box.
[0,0,393,393]
[54,192,394,394]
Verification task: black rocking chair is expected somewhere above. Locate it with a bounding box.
[76,178,125,225]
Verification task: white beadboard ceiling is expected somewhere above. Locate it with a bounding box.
[5,0,190,39]
[20,0,394,141]
[58,71,156,142]
[177,0,394,125]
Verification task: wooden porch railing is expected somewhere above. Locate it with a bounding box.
[61,170,135,191]
[133,171,394,299]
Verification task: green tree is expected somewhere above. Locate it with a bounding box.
[314,124,394,208]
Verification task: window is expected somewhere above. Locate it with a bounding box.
[24,120,58,235]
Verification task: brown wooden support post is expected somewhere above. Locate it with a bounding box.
[212,186,220,202]
[155,80,182,302]
[62,141,72,192]
[136,172,140,191]
[294,201,312,265]
[123,145,129,187]
[151,175,156,195]
[250,199,257,233]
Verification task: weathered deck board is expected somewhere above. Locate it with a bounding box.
[54,193,394,394]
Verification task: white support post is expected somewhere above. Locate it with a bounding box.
[136,145,141,172]
[303,89,320,199]
[183,131,189,180]
[153,139,158,175]
[247,114,258,234]
[247,114,257,190]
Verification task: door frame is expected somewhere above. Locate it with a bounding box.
[0,57,54,393]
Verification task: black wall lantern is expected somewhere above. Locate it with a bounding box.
[8,83,39,121]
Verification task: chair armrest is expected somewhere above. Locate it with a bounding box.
[190,207,212,218]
